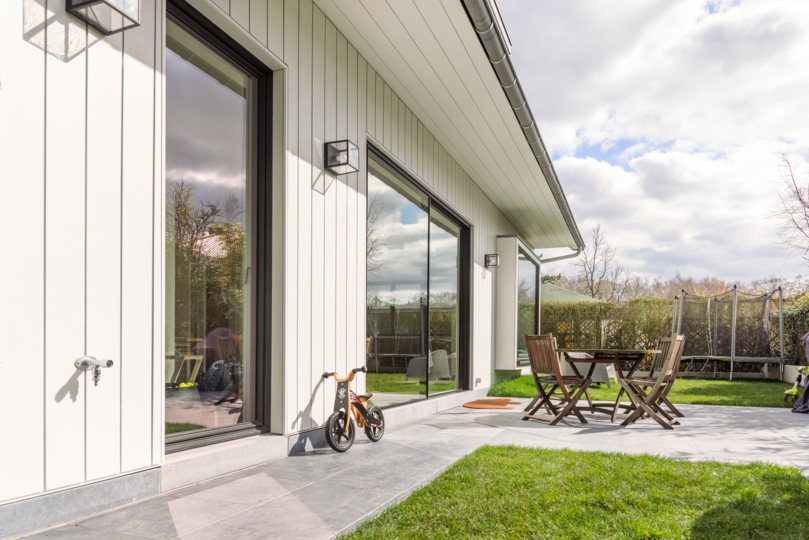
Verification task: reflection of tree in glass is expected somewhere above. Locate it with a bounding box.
[167,181,245,342]
[367,192,388,275]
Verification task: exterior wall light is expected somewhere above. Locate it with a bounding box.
[325,140,359,175]
[485,254,500,268]
[67,0,140,36]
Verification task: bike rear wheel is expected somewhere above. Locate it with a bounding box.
[364,405,385,442]
[325,411,355,452]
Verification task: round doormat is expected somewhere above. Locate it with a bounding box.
[463,398,522,410]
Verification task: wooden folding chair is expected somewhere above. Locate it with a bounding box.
[522,334,591,426]
[611,338,673,421]
[652,337,685,418]
[619,335,684,430]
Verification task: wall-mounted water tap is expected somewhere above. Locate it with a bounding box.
[74,356,114,386]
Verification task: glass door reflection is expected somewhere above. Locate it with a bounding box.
[365,157,429,407]
[164,18,255,436]
[428,208,461,395]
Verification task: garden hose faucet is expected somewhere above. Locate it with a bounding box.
[74,356,114,386]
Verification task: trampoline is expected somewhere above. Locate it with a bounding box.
[674,286,785,380]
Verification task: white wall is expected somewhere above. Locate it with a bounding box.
[0,0,521,505]
[270,0,518,434]
[0,0,165,504]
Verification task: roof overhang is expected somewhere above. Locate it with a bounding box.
[315,0,582,251]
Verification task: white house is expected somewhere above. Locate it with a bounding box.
[0,0,582,536]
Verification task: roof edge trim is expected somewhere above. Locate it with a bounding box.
[461,0,584,252]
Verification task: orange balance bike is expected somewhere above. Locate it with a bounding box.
[322,366,384,452]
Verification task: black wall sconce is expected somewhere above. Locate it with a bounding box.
[485,254,500,268]
[325,140,359,175]
[67,0,140,35]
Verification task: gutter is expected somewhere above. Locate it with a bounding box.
[461,0,585,258]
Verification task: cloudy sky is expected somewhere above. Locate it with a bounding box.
[497,0,809,282]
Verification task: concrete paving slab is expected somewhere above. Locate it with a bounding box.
[23,403,808,540]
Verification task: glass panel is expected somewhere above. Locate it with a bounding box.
[365,156,429,407]
[165,19,255,436]
[428,207,461,395]
[517,251,539,360]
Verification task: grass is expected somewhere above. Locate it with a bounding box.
[367,373,455,395]
[341,446,809,540]
[489,376,793,408]
[165,422,206,435]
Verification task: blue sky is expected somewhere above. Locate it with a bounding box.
[497,0,809,282]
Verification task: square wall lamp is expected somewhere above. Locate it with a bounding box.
[485,254,500,268]
[67,0,140,35]
[325,140,359,175]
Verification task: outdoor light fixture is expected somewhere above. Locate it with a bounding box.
[67,0,140,35]
[485,254,500,268]
[325,140,359,175]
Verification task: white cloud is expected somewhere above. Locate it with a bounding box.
[499,0,809,281]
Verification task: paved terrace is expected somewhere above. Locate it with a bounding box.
[24,401,809,540]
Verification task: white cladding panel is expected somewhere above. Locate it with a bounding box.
[0,0,528,504]
[0,0,164,503]
[271,0,517,433]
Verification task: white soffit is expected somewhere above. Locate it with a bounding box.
[317,0,577,250]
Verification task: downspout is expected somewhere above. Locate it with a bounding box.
[461,0,585,258]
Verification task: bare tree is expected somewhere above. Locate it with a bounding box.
[774,152,809,262]
[222,192,245,223]
[569,223,632,302]
[366,191,388,274]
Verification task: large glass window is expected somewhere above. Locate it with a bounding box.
[366,150,467,407]
[165,18,256,436]
[517,251,539,360]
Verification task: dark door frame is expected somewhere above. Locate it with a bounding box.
[165,0,273,454]
[367,144,472,396]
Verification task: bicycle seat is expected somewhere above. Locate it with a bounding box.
[357,393,373,399]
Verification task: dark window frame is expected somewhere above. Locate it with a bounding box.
[367,144,472,398]
[165,0,273,454]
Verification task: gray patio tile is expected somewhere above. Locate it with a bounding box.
[78,494,249,539]
[248,453,359,483]
[23,524,148,539]
[487,429,562,449]
[173,472,309,506]
[178,506,352,540]
[317,446,452,491]
[264,482,398,521]
[383,422,444,442]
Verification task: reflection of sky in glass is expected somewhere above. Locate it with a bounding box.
[166,39,247,220]
[367,170,460,306]
[367,171,427,305]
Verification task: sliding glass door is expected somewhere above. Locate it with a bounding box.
[165,15,257,437]
[366,148,468,407]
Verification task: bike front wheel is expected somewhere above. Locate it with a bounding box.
[325,410,355,452]
[364,405,385,442]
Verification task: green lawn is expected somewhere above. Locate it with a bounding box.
[367,373,455,395]
[489,376,793,408]
[341,446,808,540]
[165,422,205,435]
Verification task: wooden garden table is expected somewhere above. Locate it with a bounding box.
[558,349,659,422]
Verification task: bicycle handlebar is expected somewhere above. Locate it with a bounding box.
[323,366,366,380]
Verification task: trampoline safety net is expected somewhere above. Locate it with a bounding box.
[679,289,775,359]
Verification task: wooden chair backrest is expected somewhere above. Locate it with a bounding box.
[648,335,684,395]
[649,338,674,378]
[525,334,564,384]
[669,335,686,380]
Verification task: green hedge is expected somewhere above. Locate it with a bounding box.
[540,298,673,352]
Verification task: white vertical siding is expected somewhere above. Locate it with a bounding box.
[0,0,162,503]
[270,0,517,432]
[1,0,524,506]
[0,0,46,503]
